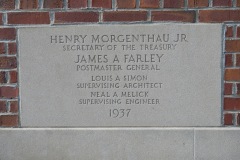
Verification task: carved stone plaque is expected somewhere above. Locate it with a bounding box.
[19,24,222,127]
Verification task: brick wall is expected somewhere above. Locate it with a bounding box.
[0,0,239,127]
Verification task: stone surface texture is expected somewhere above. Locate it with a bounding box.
[0,128,194,160]
[1,128,240,160]
[19,24,222,127]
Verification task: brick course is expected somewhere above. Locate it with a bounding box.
[0,115,18,127]
[213,0,232,7]
[103,11,147,22]
[224,114,234,125]
[117,0,136,9]
[0,28,16,40]
[225,54,233,67]
[152,11,195,22]
[55,12,99,23]
[20,0,38,9]
[92,0,112,8]
[164,0,184,8]
[188,0,209,8]
[224,98,240,110]
[199,10,240,22]
[43,0,63,8]
[8,12,50,24]
[140,0,159,8]
[68,0,87,8]
[225,26,233,38]
[0,0,15,10]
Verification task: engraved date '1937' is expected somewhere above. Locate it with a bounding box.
[109,109,131,118]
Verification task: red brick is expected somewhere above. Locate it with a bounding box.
[224,83,233,95]
[225,69,240,81]
[225,26,233,38]
[0,43,5,54]
[0,13,3,25]
[20,0,38,9]
[9,71,17,83]
[117,0,136,9]
[0,87,18,99]
[0,71,6,83]
[10,101,18,113]
[0,57,17,69]
[68,0,87,8]
[55,12,99,24]
[237,27,240,38]
[0,0,15,10]
[152,11,195,22]
[213,0,232,7]
[140,0,159,8]
[224,114,233,125]
[92,0,112,8]
[44,0,63,8]
[199,10,240,22]
[225,54,233,67]
[8,43,17,55]
[188,0,209,8]
[103,11,147,22]
[8,12,50,25]
[237,83,240,95]
[226,40,240,52]
[237,54,240,66]
[238,0,240,7]
[164,0,184,8]
[0,28,16,40]
[0,115,18,127]
[0,101,7,112]
[224,98,240,110]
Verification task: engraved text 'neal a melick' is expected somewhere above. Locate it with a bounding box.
[19,24,222,127]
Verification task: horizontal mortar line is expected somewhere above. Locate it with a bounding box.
[0,55,17,57]
[221,22,240,24]
[1,9,108,13]
[52,22,107,25]
[0,40,17,43]
[225,66,240,69]
[225,38,240,40]
[2,22,212,28]
[0,69,17,71]
[223,125,240,127]
[0,84,18,87]
[223,111,240,113]
[7,126,234,129]
[0,113,18,116]
[0,54,15,57]
[224,67,240,69]
[52,9,102,12]
[0,99,18,101]
[1,7,240,12]
[223,95,240,98]
[5,24,53,27]
[224,80,240,83]
[51,8,155,12]
[224,52,240,54]
[97,21,196,24]
[52,22,157,26]
[0,22,232,28]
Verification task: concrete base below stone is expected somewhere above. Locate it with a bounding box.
[0,128,239,160]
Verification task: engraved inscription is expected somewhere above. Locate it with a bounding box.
[49,32,189,118]
[19,24,222,127]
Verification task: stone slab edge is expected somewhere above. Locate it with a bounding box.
[1,128,240,160]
